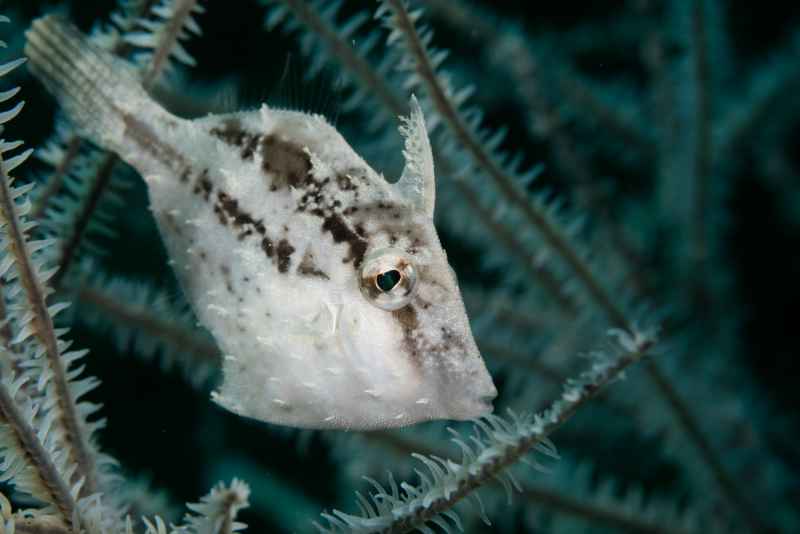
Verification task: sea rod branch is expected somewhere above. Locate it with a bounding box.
[318,330,654,533]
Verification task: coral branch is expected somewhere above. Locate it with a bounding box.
[50,152,118,290]
[0,372,78,527]
[277,0,407,121]
[0,166,99,497]
[76,278,220,387]
[176,479,250,534]
[426,0,655,303]
[519,485,690,534]
[318,329,655,533]
[137,0,204,89]
[690,0,712,305]
[715,32,800,158]
[424,0,654,158]
[31,135,80,221]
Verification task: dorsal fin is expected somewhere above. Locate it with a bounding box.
[396,95,435,218]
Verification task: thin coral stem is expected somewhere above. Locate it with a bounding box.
[556,71,652,156]
[31,135,81,221]
[673,4,767,530]
[451,180,577,314]
[0,278,15,350]
[51,152,117,290]
[280,0,406,121]
[463,290,553,333]
[715,33,800,159]
[643,16,682,190]
[0,278,29,380]
[424,0,654,158]
[0,168,98,497]
[383,340,652,533]
[0,378,78,528]
[520,486,690,534]
[77,284,221,369]
[690,0,712,308]
[503,37,649,293]
[644,358,768,533]
[218,491,241,534]
[360,395,667,534]
[141,0,200,89]
[387,443,683,534]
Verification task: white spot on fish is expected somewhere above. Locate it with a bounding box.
[207,304,229,317]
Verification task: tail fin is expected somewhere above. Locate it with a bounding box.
[25,15,158,152]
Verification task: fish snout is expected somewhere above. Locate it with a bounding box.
[443,372,498,421]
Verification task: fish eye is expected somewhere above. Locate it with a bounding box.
[376,269,401,292]
[360,250,418,311]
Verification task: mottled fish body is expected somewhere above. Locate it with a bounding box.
[25,16,497,429]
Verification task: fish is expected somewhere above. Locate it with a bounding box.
[24,15,497,430]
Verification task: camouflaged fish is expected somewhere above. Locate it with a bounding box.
[25,15,497,430]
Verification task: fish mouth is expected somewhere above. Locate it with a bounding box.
[477,391,498,414]
[439,355,499,420]
[445,386,497,421]
[480,393,497,408]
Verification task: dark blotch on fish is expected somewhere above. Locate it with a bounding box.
[215,190,266,240]
[321,213,367,267]
[261,135,312,190]
[276,239,295,273]
[193,169,212,201]
[210,119,260,160]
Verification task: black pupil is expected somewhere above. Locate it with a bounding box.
[376,269,402,292]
